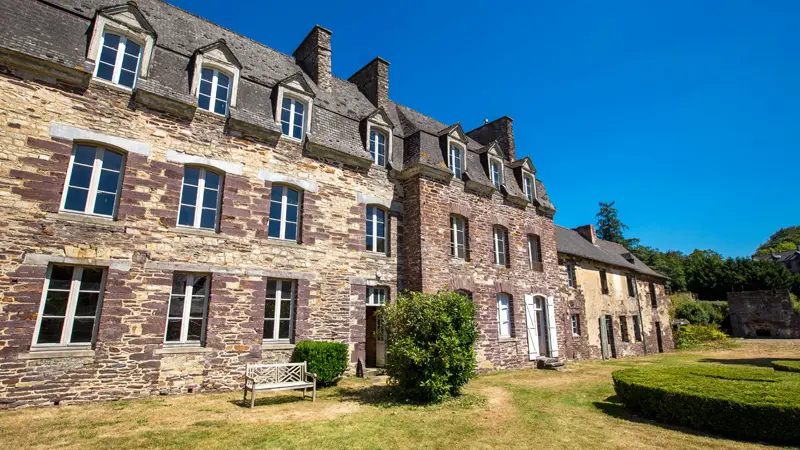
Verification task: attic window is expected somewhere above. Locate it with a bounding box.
[369,128,387,166]
[197,68,231,116]
[94,33,142,89]
[490,159,503,189]
[449,144,464,178]
[523,173,536,202]
[281,97,306,140]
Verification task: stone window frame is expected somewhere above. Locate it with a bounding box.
[87,14,155,89]
[164,272,211,346]
[448,141,466,178]
[492,225,510,267]
[571,314,581,337]
[620,316,631,343]
[367,123,391,167]
[195,67,233,116]
[190,52,241,114]
[176,165,225,232]
[566,263,577,288]
[31,264,108,350]
[632,315,643,341]
[365,204,388,254]
[527,234,543,271]
[600,269,610,294]
[450,215,468,260]
[275,85,314,142]
[489,157,504,190]
[496,292,513,338]
[93,32,143,89]
[263,278,297,343]
[60,143,127,220]
[522,170,537,203]
[268,183,303,243]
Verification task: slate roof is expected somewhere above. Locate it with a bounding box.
[2,0,555,209]
[555,225,666,279]
[753,250,800,263]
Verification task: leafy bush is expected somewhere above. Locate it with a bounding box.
[290,341,348,387]
[671,294,730,331]
[773,360,800,373]
[613,364,800,444]
[381,290,478,403]
[674,299,710,324]
[674,324,729,349]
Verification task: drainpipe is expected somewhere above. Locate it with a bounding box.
[633,275,648,355]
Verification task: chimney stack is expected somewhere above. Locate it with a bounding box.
[348,57,390,109]
[573,224,597,244]
[293,25,332,92]
[465,116,516,161]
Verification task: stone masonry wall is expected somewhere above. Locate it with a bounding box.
[727,289,800,338]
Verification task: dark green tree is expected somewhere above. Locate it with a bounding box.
[755,226,800,255]
[595,201,639,248]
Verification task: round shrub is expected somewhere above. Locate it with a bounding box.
[773,360,800,373]
[673,324,729,349]
[674,300,710,325]
[381,290,478,403]
[290,341,348,387]
[613,364,800,444]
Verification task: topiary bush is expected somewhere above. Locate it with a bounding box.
[380,290,478,403]
[673,324,729,349]
[773,360,800,373]
[290,341,348,387]
[613,364,800,444]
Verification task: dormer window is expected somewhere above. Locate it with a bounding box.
[449,144,464,178]
[198,68,231,116]
[523,173,536,202]
[490,159,503,189]
[369,129,387,166]
[95,33,142,89]
[281,97,306,140]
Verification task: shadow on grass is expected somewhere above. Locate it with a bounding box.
[336,384,405,407]
[229,393,308,408]
[697,357,800,368]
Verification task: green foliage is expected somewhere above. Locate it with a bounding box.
[773,360,800,373]
[290,341,348,387]
[381,290,478,403]
[670,294,729,331]
[631,246,687,292]
[673,324,729,349]
[756,226,800,255]
[792,293,800,314]
[595,201,639,248]
[613,364,800,444]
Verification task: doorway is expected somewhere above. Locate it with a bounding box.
[600,315,616,359]
[524,294,551,359]
[365,306,386,367]
[655,321,664,353]
[534,297,549,356]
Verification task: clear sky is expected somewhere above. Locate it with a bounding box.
[169,0,799,257]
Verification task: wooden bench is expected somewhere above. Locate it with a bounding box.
[243,362,317,408]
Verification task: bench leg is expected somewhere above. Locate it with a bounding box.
[312,383,316,402]
[243,385,248,403]
[250,386,256,408]
[303,388,307,399]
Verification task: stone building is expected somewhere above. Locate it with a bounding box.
[0,0,670,408]
[556,225,673,360]
[752,247,800,274]
[728,289,800,338]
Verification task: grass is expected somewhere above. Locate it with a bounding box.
[772,360,800,373]
[2,340,799,449]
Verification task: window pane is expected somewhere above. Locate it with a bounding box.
[214,99,227,116]
[205,171,220,190]
[192,276,208,297]
[266,280,277,300]
[80,267,103,289]
[178,205,195,227]
[278,320,290,340]
[102,150,123,171]
[118,70,136,88]
[165,319,182,341]
[64,187,89,212]
[97,170,120,194]
[264,298,276,319]
[93,192,116,216]
[286,188,299,205]
[181,184,198,206]
[49,265,74,290]
[285,223,297,241]
[96,62,114,82]
[184,167,200,186]
[187,319,202,341]
[217,72,230,88]
[201,68,214,82]
[200,208,216,229]
[69,164,93,189]
[366,234,373,251]
[377,220,385,239]
[70,318,95,343]
[121,53,138,72]
[279,299,292,319]
[74,146,96,165]
[103,33,121,50]
[293,124,303,139]
[294,101,305,115]
[99,44,118,66]
[281,105,291,135]
[285,204,298,223]
[124,39,141,56]
[269,200,283,220]
[75,292,100,317]
[43,291,69,316]
[267,219,281,238]
[263,319,275,339]
[168,295,185,317]
[37,318,65,344]
[199,78,212,96]
[198,94,211,111]
[377,238,385,253]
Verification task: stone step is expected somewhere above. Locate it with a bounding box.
[536,357,566,370]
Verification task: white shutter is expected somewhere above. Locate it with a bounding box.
[546,296,559,358]
[524,294,539,360]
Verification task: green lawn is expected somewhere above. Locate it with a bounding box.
[1,340,798,449]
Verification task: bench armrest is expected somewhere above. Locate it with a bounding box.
[307,372,317,382]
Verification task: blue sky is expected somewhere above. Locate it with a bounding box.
[170,0,799,257]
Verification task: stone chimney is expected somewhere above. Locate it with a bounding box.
[573,224,596,244]
[293,25,332,92]
[466,116,516,161]
[348,57,390,109]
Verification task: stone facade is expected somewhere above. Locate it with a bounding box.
[728,289,800,338]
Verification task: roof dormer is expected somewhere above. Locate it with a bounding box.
[510,156,538,203]
[438,123,468,179]
[361,108,394,168]
[478,141,505,190]
[190,40,242,115]
[273,73,316,141]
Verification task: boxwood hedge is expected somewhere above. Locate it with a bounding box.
[773,360,800,373]
[290,341,348,387]
[613,364,800,444]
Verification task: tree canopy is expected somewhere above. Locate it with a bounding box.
[595,201,639,248]
[756,226,800,255]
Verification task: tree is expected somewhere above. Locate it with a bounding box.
[755,226,800,255]
[595,201,639,248]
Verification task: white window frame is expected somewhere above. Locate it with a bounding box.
[366,205,387,254]
[451,216,467,259]
[164,273,210,346]
[177,166,223,231]
[571,314,581,337]
[449,143,465,178]
[197,67,232,116]
[93,32,142,89]
[60,145,125,219]
[32,265,107,348]
[281,96,307,141]
[263,279,296,343]
[268,185,301,242]
[497,293,511,338]
[567,263,576,288]
[489,158,503,189]
[366,286,388,306]
[369,128,387,166]
[523,173,536,202]
[493,226,508,266]
[527,234,542,269]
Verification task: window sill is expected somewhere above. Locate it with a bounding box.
[572,334,581,338]
[262,343,295,350]
[266,238,300,247]
[90,78,134,94]
[280,135,304,143]
[195,108,228,119]
[363,252,391,260]
[154,346,212,355]
[170,227,222,238]
[498,337,516,343]
[49,212,124,228]
[20,348,95,359]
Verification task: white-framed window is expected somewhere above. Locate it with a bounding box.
[493,226,508,266]
[165,273,210,345]
[451,216,467,259]
[366,205,387,253]
[33,265,106,347]
[448,143,464,178]
[264,279,296,342]
[497,293,511,338]
[94,32,142,89]
[268,185,301,241]
[571,314,581,337]
[61,144,125,218]
[490,159,502,189]
[567,263,576,288]
[369,129,387,166]
[197,67,231,116]
[528,234,542,270]
[281,97,306,140]
[523,174,535,202]
[177,167,222,231]
[366,286,388,306]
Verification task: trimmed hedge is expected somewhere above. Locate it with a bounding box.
[290,341,348,387]
[613,365,800,444]
[673,324,729,349]
[773,360,800,373]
